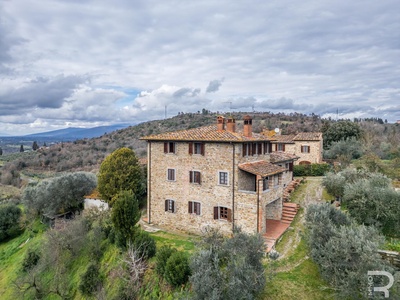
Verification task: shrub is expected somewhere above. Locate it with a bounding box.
[132,230,156,259]
[22,248,41,272]
[294,163,330,176]
[155,245,177,277]
[79,263,103,296]
[0,204,22,241]
[164,251,191,287]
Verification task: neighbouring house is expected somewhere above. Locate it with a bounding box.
[141,115,300,235]
[268,131,323,165]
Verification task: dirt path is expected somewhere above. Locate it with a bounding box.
[275,177,325,262]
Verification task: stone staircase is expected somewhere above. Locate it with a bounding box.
[281,202,300,224]
[283,179,302,201]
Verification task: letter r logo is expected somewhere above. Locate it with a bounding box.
[367,271,394,298]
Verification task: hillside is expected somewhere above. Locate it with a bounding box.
[0,111,323,173]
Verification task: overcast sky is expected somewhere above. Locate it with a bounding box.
[1,0,399,135]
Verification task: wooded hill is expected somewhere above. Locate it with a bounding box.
[1,111,399,183]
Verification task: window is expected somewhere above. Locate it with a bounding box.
[264,142,272,154]
[263,177,269,191]
[188,201,201,215]
[189,171,201,184]
[301,145,310,153]
[219,171,228,185]
[189,142,205,155]
[242,142,265,156]
[213,206,232,221]
[164,142,176,154]
[167,168,175,181]
[165,199,175,213]
[276,143,285,151]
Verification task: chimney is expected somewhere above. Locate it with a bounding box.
[226,117,236,133]
[243,115,252,137]
[217,116,225,131]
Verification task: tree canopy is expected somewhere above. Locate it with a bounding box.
[322,120,363,148]
[0,204,22,241]
[23,172,97,216]
[98,147,144,205]
[190,227,265,300]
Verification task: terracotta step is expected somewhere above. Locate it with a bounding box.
[281,220,292,224]
[282,211,297,217]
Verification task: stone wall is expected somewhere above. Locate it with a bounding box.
[147,141,287,235]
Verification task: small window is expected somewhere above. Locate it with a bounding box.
[164,142,176,154]
[263,177,269,191]
[189,171,201,184]
[165,199,175,213]
[188,201,201,215]
[167,168,175,181]
[276,143,285,151]
[264,142,272,154]
[301,145,310,153]
[189,142,205,155]
[219,171,228,185]
[213,206,232,221]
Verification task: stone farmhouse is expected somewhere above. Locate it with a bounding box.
[141,115,318,236]
[267,131,323,165]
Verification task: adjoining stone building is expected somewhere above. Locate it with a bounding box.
[269,131,323,165]
[141,115,303,235]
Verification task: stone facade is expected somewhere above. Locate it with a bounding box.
[272,132,323,165]
[143,116,298,235]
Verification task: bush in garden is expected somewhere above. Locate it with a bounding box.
[155,245,177,277]
[132,230,156,259]
[164,251,191,287]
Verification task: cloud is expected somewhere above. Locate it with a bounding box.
[1,0,400,134]
[0,75,87,115]
[206,78,224,93]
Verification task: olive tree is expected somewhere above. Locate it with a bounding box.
[97,147,145,206]
[23,172,97,216]
[305,204,393,299]
[190,227,265,300]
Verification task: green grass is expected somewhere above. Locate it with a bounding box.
[150,230,197,253]
[0,220,46,299]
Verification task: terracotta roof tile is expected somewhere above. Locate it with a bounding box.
[238,160,286,177]
[293,132,322,141]
[271,134,296,143]
[270,152,299,163]
[141,125,272,142]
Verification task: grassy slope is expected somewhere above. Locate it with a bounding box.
[263,177,335,300]
[0,220,46,299]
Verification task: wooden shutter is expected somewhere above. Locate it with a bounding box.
[188,201,193,213]
[283,144,286,152]
[201,143,205,156]
[227,208,232,222]
[171,200,175,213]
[213,207,219,219]
[164,142,168,153]
[242,144,246,156]
[308,146,310,153]
[189,171,193,183]
[269,143,273,153]
[165,200,168,211]
[196,172,201,184]
[189,142,193,155]
[171,143,175,153]
[275,144,278,151]
[196,202,201,215]
[258,143,262,155]
[289,162,294,172]
[249,143,253,156]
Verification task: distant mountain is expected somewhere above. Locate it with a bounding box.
[23,124,132,140]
